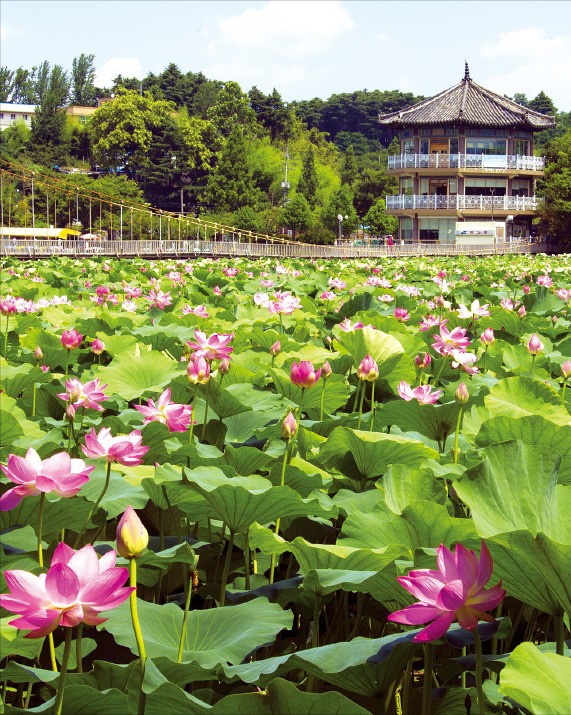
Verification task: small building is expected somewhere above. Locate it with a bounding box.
[66,105,99,124]
[0,102,36,131]
[378,64,555,243]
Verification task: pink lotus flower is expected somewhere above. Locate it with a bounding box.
[398,381,443,405]
[432,325,471,356]
[562,361,571,379]
[480,328,495,347]
[450,350,479,375]
[124,286,143,299]
[555,288,571,302]
[290,361,321,389]
[388,542,505,642]
[393,308,410,322]
[181,304,209,318]
[145,289,172,310]
[0,542,133,637]
[0,297,17,315]
[116,506,149,559]
[457,300,490,320]
[82,428,149,466]
[0,449,94,511]
[339,318,364,332]
[320,291,336,301]
[415,353,432,370]
[266,292,301,315]
[536,274,553,287]
[134,388,192,432]
[186,329,233,361]
[57,378,108,413]
[213,285,222,296]
[91,338,105,355]
[357,354,379,381]
[61,329,82,350]
[187,354,211,384]
[527,334,544,356]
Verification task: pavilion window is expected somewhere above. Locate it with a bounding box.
[466,138,506,155]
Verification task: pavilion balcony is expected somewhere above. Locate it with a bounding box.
[386,194,542,212]
[387,154,545,172]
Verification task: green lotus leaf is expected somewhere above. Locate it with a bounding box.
[499,642,571,714]
[94,350,182,401]
[376,399,461,444]
[0,494,94,541]
[0,618,44,661]
[0,363,51,398]
[335,326,405,376]
[483,376,571,426]
[0,394,45,460]
[78,463,149,519]
[94,332,138,357]
[454,441,569,542]
[475,415,571,485]
[102,597,293,667]
[319,427,439,480]
[268,367,351,415]
[382,464,447,513]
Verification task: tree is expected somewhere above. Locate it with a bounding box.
[321,184,359,237]
[0,120,30,158]
[10,67,36,103]
[537,130,571,250]
[89,89,176,172]
[352,164,397,217]
[363,197,398,236]
[207,81,256,138]
[71,54,96,106]
[528,91,557,116]
[282,194,312,238]
[30,64,71,163]
[0,67,14,102]
[296,146,319,207]
[204,126,258,212]
[340,144,358,186]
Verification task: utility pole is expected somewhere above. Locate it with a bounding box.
[281,143,290,208]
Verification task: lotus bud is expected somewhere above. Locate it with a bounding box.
[34,346,43,361]
[434,295,446,308]
[357,354,379,382]
[187,354,211,384]
[455,382,469,404]
[219,358,231,375]
[480,328,495,346]
[523,285,531,294]
[527,333,544,356]
[281,411,298,439]
[66,403,76,420]
[415,353,431,369]
[517,305,526,318]
[116,506,149,558]
[321,361,332,379]
[61,329,82,350]
[92,338,105,355]
[270,340,281,357]
[561,361,571,379]
[290,361,321,389]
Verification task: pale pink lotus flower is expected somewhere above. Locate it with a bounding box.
[91,338,105,355]
[145,289,172,309]
[134,388,192,432]
[40,365,49,373]
[329,277,346,290]
[270,340,281,357]
[213,286,222,296]
[561,361,571,379]
[186,329,233,361]
[0,542,133,638]
[367,276,384,287]
[527,334,544,356]
[281,411,298,439]
[57,378,108,413]
[320,291,336,301]
[181,304,209,318]
[517,305,527,318]
[124,286,143,299]
[339,318,364,332]
[267,293,301,315]
[398,381,443,405]
[0,297,17,315]
[555,288,571,302]
[116,506,149,559]
[388,542,505,642]
[357,355,379,381]
[419,315,447,332]
[500,297,516,311]
[457,300,490,320]
[61,329,83,350]
[415,353,432,370]
[450,350,479,375]
[397,284,420,297]
[536,274,553,287]
[187,354,211,384]
[432,325,471,356]
[223,267,238,277]
[260,279,275,288]
[121,300,138,313]
[290,361,321,389]
[82,428,149,466]
[480,328,495,346]
[393,308,410,322]
[522,285,531,294]
[0,449,94,511]
[378,294,394,303]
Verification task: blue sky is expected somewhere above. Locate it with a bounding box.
[1,0,570,110]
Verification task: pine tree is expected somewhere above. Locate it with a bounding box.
[297,146,318,208]
[340,144,358,187]
[204,126,258,212]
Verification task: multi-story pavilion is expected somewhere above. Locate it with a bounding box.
[378,64,555,243]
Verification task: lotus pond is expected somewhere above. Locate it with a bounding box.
[1,252,570,715]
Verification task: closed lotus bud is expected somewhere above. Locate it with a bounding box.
[357,354,379,382]
[518,305,527,318]
[480,328,495,346]
[290,360,321,389]
[561,360,571,379]
[270,340,281,357]
[415,352,431,369]
[61,329,82,350]
[66,403,76,420]
[527,333,544,356]
[523,285,531,294]
[92,338,105,355]
[455,382,469,404]
[219,358,231,375]
[321,361,332,379]
[434,295,446,308]
[34,346,43,361]
[281,411,298,439]
[116,505,149,558]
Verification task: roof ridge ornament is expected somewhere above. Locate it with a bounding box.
[464,61,470,81]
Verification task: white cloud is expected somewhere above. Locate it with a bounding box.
[95,57,143,88]
[0,22,28,41]
[480,28,571,109]
[207,1,353,57]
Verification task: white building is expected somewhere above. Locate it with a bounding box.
[0,103,36,131]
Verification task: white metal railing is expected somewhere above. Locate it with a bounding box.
[385,194,542,211]
[388,154,545,171]
[0,238,545,260]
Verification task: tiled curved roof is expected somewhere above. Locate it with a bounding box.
[378,73,555,129]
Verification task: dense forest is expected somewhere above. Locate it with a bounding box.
[1,54,570,245]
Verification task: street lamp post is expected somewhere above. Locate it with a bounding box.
[337,213,348,242]
[490,188,495,222]
[281,143,290,208]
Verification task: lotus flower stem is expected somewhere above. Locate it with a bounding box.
[37,493,45,567]
[431,357,447,386]
[402,658,413,714]
[32,383,37,417]
[3,315,8,357]
[555,615,565,656]
[52,627,72,715]
[244,540,251,590]
[74,461,112,548]
[369,381,376,431]
[76,623,83,673]
[473,627,485,715]
[219,530,235,606]
[453,409,463,463]
[177,570,193,663]
[357,382,366,429]
[531,354,536,375]
[129,559,147,715]
[319,380,326,421]
[269,442,290,584]
[352,379,361,412]
[562,379,567,406]
[64,352,70,382]
[422,643,435,715]
[201,380,211,441]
